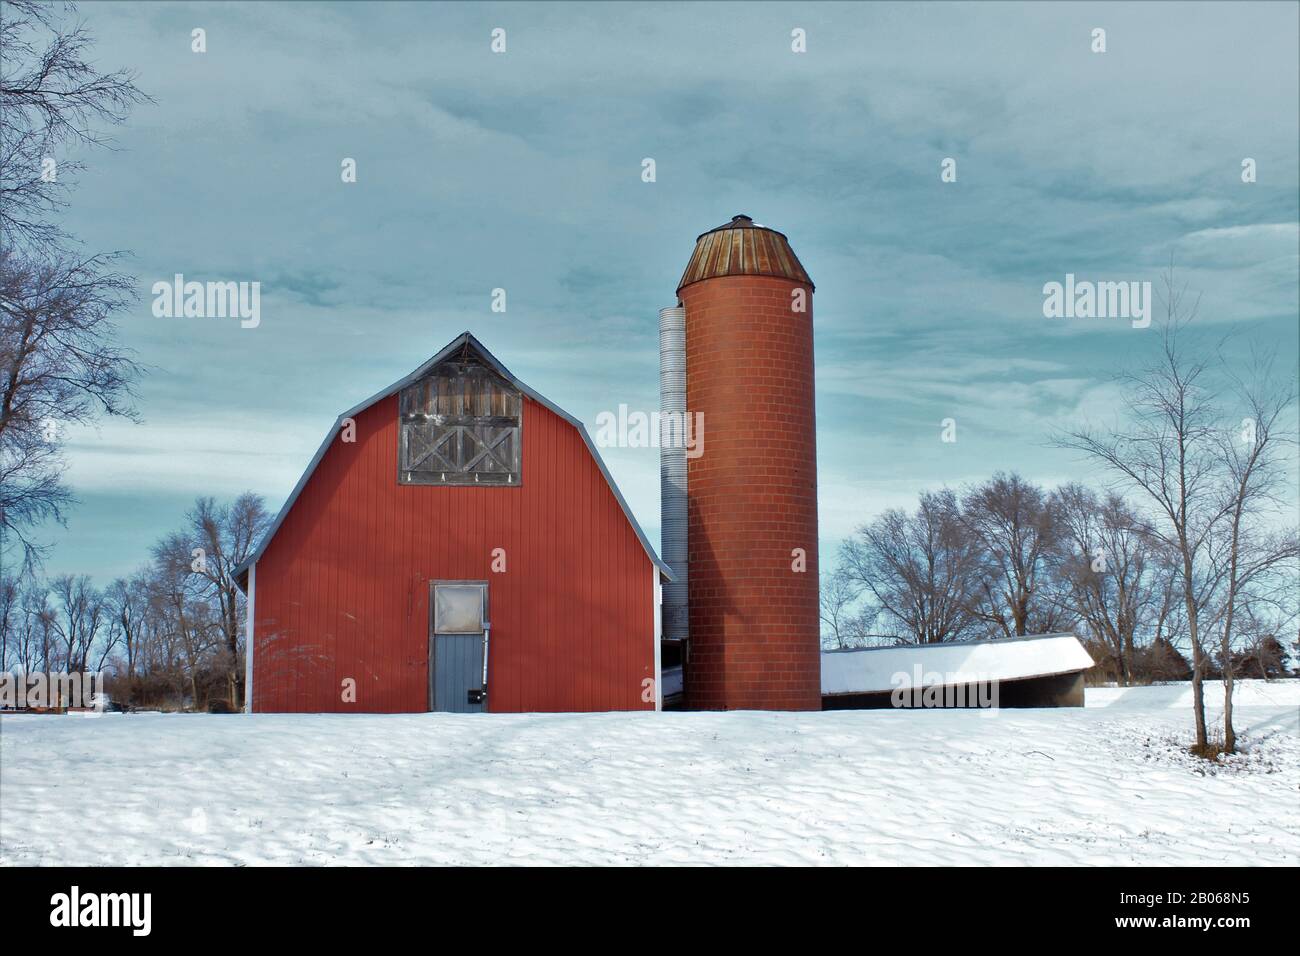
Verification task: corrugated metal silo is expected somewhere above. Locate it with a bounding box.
[659,306,689,643]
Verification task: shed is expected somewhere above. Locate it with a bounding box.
[821,633,1095,709]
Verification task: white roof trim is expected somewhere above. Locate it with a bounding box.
[235,332,673,588]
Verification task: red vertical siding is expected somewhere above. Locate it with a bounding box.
[252,395,656,713]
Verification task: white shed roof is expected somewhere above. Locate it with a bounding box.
[821,633,1094,697]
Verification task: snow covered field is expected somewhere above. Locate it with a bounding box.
[2,680,1297,866]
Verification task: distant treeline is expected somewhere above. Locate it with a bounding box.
[0,494,269,711]
[821,471,1298,686]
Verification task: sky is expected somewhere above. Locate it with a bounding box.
[22,0,1300,583]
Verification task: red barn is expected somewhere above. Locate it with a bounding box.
[235,332,671,714]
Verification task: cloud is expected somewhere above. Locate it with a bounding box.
[1170,223,1300,267]
[61,417,321,499]
[33,0,1300,584]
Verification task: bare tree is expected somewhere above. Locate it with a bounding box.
[0,421,69,573]
[0,249,141,567]
[819,571,872,649]
[0,0,149,253]
[1231,600,1297,680]
[0,0,147,570]
[0,570,18,669]
[187,494,270,708]
[1052,485,1166,685]
[1059,277,1235,750]
[960,472,1065,638]
[840,489,982,645]
[13,579,54,673]
[150,530,222,708]
[47,572,114,674]
[1206,353,1299,750]
[104,571,149,704]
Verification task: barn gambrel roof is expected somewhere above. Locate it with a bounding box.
[235,332,672,590]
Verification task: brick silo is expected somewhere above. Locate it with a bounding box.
[676,215,821,710]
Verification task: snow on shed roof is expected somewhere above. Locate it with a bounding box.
[821,633,1095,697]
[235,332,673,590]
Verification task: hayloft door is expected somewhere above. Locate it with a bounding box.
[430,581,489,713]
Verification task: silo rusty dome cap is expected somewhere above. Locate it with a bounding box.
[677,214,814,293]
